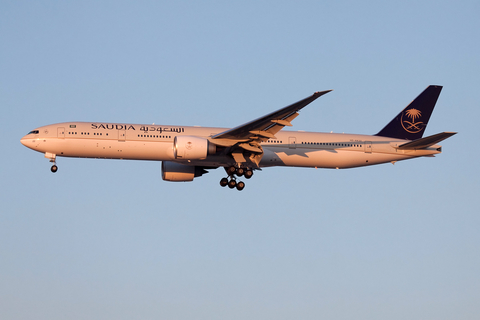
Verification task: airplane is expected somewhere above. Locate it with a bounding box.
[21,85,456,191]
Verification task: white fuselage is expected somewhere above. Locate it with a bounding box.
[20,122,441,169]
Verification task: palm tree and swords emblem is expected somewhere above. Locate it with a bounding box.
[401,108,424,133]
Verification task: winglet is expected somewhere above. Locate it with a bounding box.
[314,90,333,97]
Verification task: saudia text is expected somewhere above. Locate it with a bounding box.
[91,124,185,133]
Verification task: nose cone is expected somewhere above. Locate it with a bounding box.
[20,133,39,151]
[20,135,29,147]
[21,129,43,151]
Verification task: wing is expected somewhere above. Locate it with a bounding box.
[211,90,332,150]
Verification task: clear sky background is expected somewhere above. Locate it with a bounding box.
[1,1,479,319]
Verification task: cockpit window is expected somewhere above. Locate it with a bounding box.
[28,130,39,134]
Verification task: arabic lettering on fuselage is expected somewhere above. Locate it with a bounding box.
[91,123,185,133]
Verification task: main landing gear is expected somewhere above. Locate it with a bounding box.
[220,166,253,191]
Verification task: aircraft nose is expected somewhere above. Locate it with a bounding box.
[20,134,36,149]
[21,129,42,150]
[20,136,28,146]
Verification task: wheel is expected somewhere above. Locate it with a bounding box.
[51,165,58,173]
[236,181,245,191]
[226,166,236,176]
[220,177,228,187]
[244,169,253,179]
[236,167,245,176]
[228,179,237,189]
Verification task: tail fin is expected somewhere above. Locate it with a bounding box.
[375,85,443,140]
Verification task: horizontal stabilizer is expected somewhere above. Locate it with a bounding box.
[396,132,457,150]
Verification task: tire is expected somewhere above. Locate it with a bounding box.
[236,181,245,191]
[220,178,228,187]
[228,179,236,189]
[236,168,245,176]
[226,166,236,176]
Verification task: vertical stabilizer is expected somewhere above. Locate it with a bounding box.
[375,85,442,140]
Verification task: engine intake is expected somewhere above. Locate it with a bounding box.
[173,136,216,160]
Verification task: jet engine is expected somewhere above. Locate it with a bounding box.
[161,161,208,182]
[173,136,216,160]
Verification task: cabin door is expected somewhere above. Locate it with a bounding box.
[364,141,372,153]
[289,137,296,149]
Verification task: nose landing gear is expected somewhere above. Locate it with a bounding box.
[45,152,58,173]
[219,166,253,191]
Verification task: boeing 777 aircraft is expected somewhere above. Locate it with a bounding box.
[21,85,456,191]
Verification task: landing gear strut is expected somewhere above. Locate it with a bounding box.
[219,166,253,191]
[45,152,58,173]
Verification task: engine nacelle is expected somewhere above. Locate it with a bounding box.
[173,135,216,160]
[161,161,207,182]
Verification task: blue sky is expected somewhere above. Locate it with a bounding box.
[1,1,479,319]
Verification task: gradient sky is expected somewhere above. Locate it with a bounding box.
[1,1,479,319]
